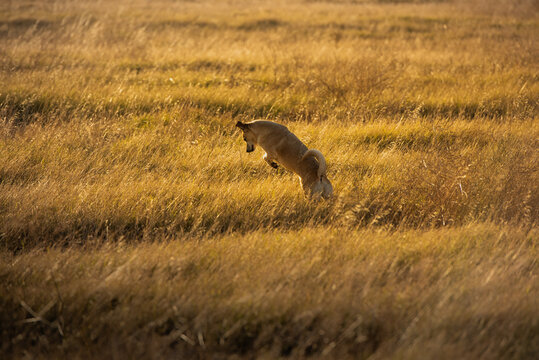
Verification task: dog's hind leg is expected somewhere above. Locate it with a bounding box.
[300,177,323,200]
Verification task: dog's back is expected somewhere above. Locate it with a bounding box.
[249,121,309,169]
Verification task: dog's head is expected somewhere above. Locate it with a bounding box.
[236,121,256,153]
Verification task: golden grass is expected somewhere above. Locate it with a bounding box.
[1,0,538,358]
[1,118,536,248]
[2,225,537,358]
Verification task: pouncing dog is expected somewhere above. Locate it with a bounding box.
[236,120,333,199]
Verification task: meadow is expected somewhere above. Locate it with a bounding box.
[1,0,538,358]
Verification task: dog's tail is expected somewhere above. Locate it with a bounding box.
[302,149,327,179]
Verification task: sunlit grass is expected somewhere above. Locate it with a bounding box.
[2,224,537,358]
[1,0,538,358]
[1,118,536,248]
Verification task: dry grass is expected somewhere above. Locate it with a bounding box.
[1,0,538,358]
[2,225,537,359]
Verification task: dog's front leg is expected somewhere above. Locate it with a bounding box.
[263,153,279,169]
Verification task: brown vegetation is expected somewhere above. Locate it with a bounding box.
[1,0,537,358]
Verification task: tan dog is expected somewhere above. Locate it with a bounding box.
[236,120,333,199]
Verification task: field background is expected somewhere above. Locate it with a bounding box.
[1,0,538,358]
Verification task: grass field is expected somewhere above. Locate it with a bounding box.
[1,0,538,358]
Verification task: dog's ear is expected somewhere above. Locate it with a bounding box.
[236,121,249,131]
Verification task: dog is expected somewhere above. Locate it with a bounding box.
[236,120,333,199]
